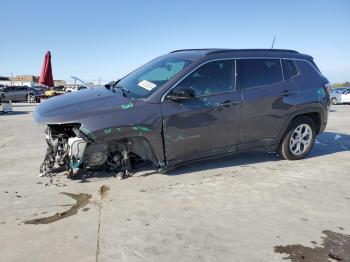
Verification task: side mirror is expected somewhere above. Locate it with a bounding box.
[105,80,120,89]
[167,88,195,101]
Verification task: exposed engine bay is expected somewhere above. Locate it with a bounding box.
[39,124,156,179]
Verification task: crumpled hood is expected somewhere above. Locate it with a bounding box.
[34,86,131,124]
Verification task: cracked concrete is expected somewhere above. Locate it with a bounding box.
[0,103,350,261]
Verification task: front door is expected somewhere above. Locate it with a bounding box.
[17,86,29,101]
[161,60,242,165]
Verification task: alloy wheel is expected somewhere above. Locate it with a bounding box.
[289,124,313,156]
[28,95,36,103]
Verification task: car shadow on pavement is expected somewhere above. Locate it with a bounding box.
[167,151,279,176]
[309,131,350,158]
[169,131,350,176]
[56,132,349,181]
[0,111,30,115]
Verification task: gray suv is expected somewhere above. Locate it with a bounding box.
[34,49,330,178]
[0,86,42,103]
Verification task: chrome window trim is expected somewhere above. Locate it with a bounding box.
[280,59,285,81]
[281,59,301,82]
[161,56,318,102]
[234,59,237,91]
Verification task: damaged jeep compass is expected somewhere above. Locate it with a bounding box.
[34,49,330,179]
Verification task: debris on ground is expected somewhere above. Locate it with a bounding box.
[274,230,350,262]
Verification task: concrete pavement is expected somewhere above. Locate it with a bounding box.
[1,104,349,262]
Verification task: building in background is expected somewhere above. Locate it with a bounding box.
[0,75,67,89]
[54,80,66,87]
[0,75,38,88]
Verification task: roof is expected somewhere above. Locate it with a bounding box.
[170,48,299,55]
[169,48,312,61]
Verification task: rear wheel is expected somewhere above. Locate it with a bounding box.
[279,116,316,160]
[331,97,338,105]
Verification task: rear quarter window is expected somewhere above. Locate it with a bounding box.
[237,59,283,89]
[295,60,322,79]
[282,59,298,80]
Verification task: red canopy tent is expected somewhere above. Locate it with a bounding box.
[39,51,54,87]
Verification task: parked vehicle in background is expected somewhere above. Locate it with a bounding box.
[331,88,346,94]
[40,86,66,102]
[0,94,12,113]
[65,86,87,93]
[330,87,350,104]
[0,86,42,103]
[34,49,330,179]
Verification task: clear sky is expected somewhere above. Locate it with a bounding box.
[1,0,349,84]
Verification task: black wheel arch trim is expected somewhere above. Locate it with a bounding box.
[278,107,324,140]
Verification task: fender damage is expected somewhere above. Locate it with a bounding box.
[34,87,165,179]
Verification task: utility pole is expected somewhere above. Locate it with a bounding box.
[10,72,14,86]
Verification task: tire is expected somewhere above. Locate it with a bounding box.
[331,97,338,105]
[27,94,36,103]
[278,116,316,160]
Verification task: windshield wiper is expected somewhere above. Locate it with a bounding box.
[105,80,129,97]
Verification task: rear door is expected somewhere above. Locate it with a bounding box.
[161,60,242,164]
[237,58,298,149]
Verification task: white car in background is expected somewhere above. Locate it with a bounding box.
[65,86,87,93]
[330,88,350,105]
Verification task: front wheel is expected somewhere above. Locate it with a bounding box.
[331,97,338,105]
[278,116,316,160]
[27,94,36,103]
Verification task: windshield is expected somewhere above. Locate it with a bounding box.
[116,55,192,98]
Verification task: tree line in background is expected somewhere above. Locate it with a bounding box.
[332,81,350,88]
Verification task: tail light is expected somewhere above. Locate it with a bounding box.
[323,82,331,95]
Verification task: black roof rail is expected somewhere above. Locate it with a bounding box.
[206,49,300,55]
[170,48,217,53]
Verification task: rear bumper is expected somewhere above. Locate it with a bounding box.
[319,105,329,133]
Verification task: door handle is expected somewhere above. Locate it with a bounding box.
[217,100,240,108]
[280,90,296,96]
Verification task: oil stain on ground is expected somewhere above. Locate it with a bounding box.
[99,185,110,199]
[96,185,110,262]
[274,230,350,261]
[24,192,91,225]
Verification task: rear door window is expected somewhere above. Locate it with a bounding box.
[237,59,283,89]
[282,59,298,80]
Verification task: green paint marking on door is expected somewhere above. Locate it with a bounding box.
[104,128,112,134]
[132,125,150,132]
[121,102,134,110]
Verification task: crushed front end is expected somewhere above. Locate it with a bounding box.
[39,124,138,179]
[33,87,165,180]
